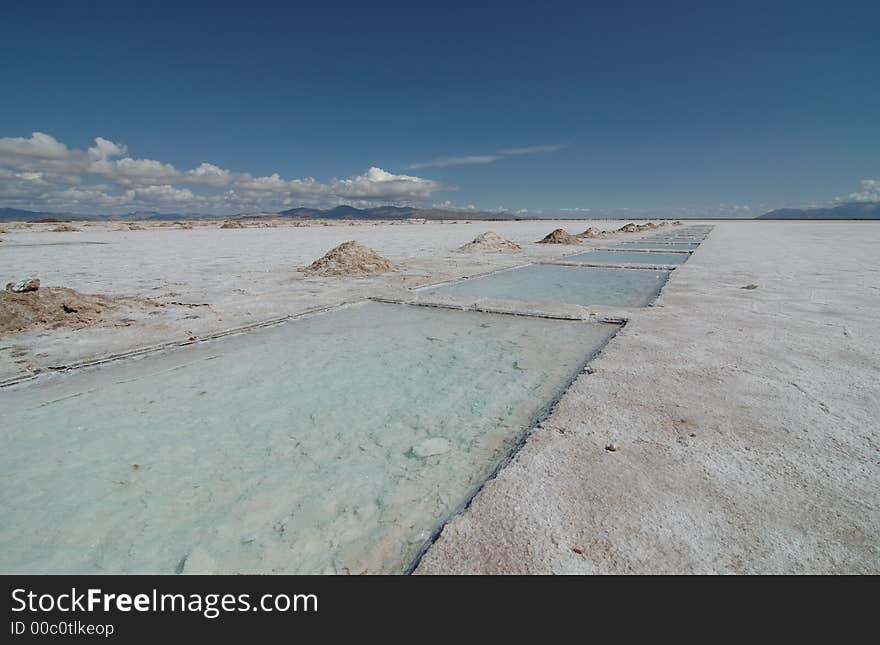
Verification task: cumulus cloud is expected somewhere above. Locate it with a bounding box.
[184,162,235,187]
[0,132,87,183]
[128,184,196,203]
[0,132,72,160]
[89,156,181,186]
[848,179,880,202]
[87,137,127,161]
[407,143,565,169]
[235,172,291,192]
[0,131,450,214]
[330,167,446,200]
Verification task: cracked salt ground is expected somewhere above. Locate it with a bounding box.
[0,301,617,574]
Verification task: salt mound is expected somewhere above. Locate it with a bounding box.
[0,286,120,334]
[220,220,245,229]
[459,231,521,252]
[303,241,397,276]
[538,228,581,244]
[50,224,79,232]
[618,222,659,233]
[577,227,605,239]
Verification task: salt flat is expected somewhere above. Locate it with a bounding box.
[1,219,878,574]
[0,219,624,381]
[417,221,880,574]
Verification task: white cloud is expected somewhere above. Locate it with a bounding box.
[129,184,196,203]
[848,179,880,202]
[330,167,446,200]
[0,131,451,214]
[498,144,566,155]
[0,132,88,184]
[407,155,501,169]
[184,162,235,187]
[53,186,129,208]
[89,156,181,186]
[0,132,72,160]
[407,143,565,169]
[87,137,127,161]
[235,172,291,192]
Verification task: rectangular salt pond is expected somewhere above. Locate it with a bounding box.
[425,264,668,308]
[562,250,689,266]
[0,301,618,574]
[639,240,702,245]
[613,242,699,251]
[644,236,704,242]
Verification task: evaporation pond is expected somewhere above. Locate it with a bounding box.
[0,301,617,574]
[643,237,704,242]
[563,250,688,265]
[612,242,699,251]
[426,264,668,307]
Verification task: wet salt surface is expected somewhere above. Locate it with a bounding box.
[0,301,617,574]
[425,264,669,308]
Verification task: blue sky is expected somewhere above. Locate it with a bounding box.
[1,0,878,216]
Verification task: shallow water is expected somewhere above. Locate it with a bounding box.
[612,242,699,251]
[426,264,669,307]
[561,250,689,265]
[0,301,617,574]
[642,237,704,242]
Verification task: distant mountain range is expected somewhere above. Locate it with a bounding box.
[0,207,72,221]
[758,201,879,219]
[276,205,510,220]
[4,201,878,222]
[0,207,245,222]
[0,205,513,222]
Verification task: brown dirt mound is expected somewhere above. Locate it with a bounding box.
[303,241,397,276]
[50,224,79,232]
[0,287,120,334]
[220,220,245,229]
[127,223,145,231]
[459,231,521,252]
[538,228,581,244]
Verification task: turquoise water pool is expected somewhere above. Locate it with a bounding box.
[561,250,689,265]
[425,264,669,307]
[0,301,618,574]
[612,242,699,251]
